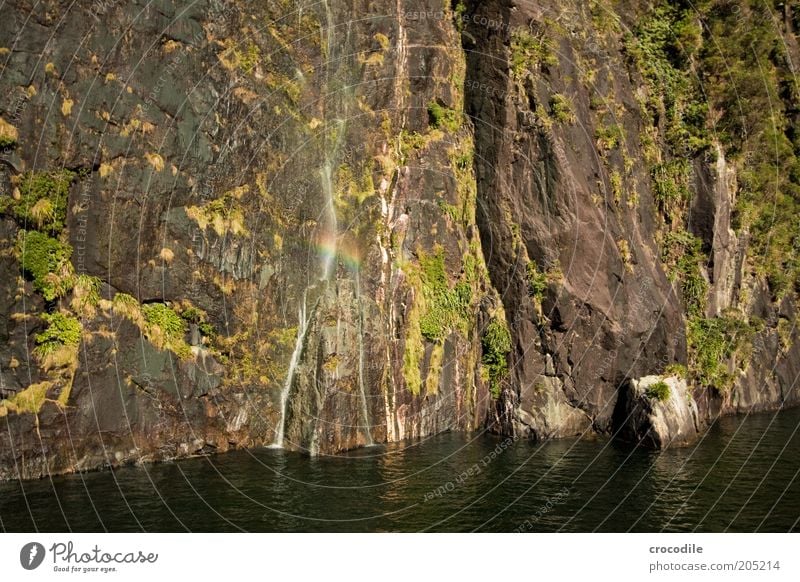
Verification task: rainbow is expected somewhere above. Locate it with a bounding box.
[314,234,362,272]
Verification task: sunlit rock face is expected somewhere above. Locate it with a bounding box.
[1,0,799,478]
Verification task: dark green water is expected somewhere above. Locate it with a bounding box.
[1,408,799,532]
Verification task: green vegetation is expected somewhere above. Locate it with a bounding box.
[1,169,75,232]
[71,274,101,316]
[427,101,462,133]
[481,317,512,398]
[112,294,191,359]
[112,292,144,325]
[15,230,75,301]
[624,3,709,158]
[662,230,708,316]
[235,41,261,74]
[651,159,691,217]
[645,380,671,402]
[526,261,548,301]
[664,363,688,379]
[180,305,216,339]
[510,28,557,78]
[687,315,752,391]
[142,303,191,358]
[549,93,574,123]
[417,248,472,343]
[626,1,800,297]
[595,121,623,152]
[34,312,82,358]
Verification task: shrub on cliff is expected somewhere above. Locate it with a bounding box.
[2,169,75,232]
[481,318,512,397]
[15,230,75,301]
[34,312,82,358]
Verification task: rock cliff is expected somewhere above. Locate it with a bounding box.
[0,0,798,478]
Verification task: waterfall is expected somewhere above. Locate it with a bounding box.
[273,0,369,451]
[273,290,310,448]
[355,272,374,445]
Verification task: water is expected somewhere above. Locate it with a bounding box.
[273,290,310,448]
[1,408,798,532]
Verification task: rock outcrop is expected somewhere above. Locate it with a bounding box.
[614,375,700,449]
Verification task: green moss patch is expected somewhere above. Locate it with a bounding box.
[16,230,75,301]
[34,312,82,358]
[2,169,75,232]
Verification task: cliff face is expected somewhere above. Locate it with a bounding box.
[1,0,799,478]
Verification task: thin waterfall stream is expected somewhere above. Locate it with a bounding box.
[273,1,372,449]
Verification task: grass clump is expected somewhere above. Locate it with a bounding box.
[645,380,671,402]
[510,28,557,78]
[526,262,548,301]
[481,317,512,398]
[186,186,249,238]
[35,312,82,358]
[664,363,688,379]
[70,274,101,317]
[0,116,18,148]
[2,169,75,232]
[16,230,75,301]
[142,303,191,359]
[549,94,574,123]
[427,101,462,133]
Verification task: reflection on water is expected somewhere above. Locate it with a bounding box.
[0,408,798,532]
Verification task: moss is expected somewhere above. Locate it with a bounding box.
[219,39,261,74]
[2,169,75,232]
[16,230,75,301]
[0,382,52,415]
[645,380,671,402]
[526,261,548,301]
[481,317,512,398]
[427,101,462,133]
[35,312,82,358]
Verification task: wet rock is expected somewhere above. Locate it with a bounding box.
[615,376,700,449]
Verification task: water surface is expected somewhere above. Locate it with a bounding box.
[1,408,798,532]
